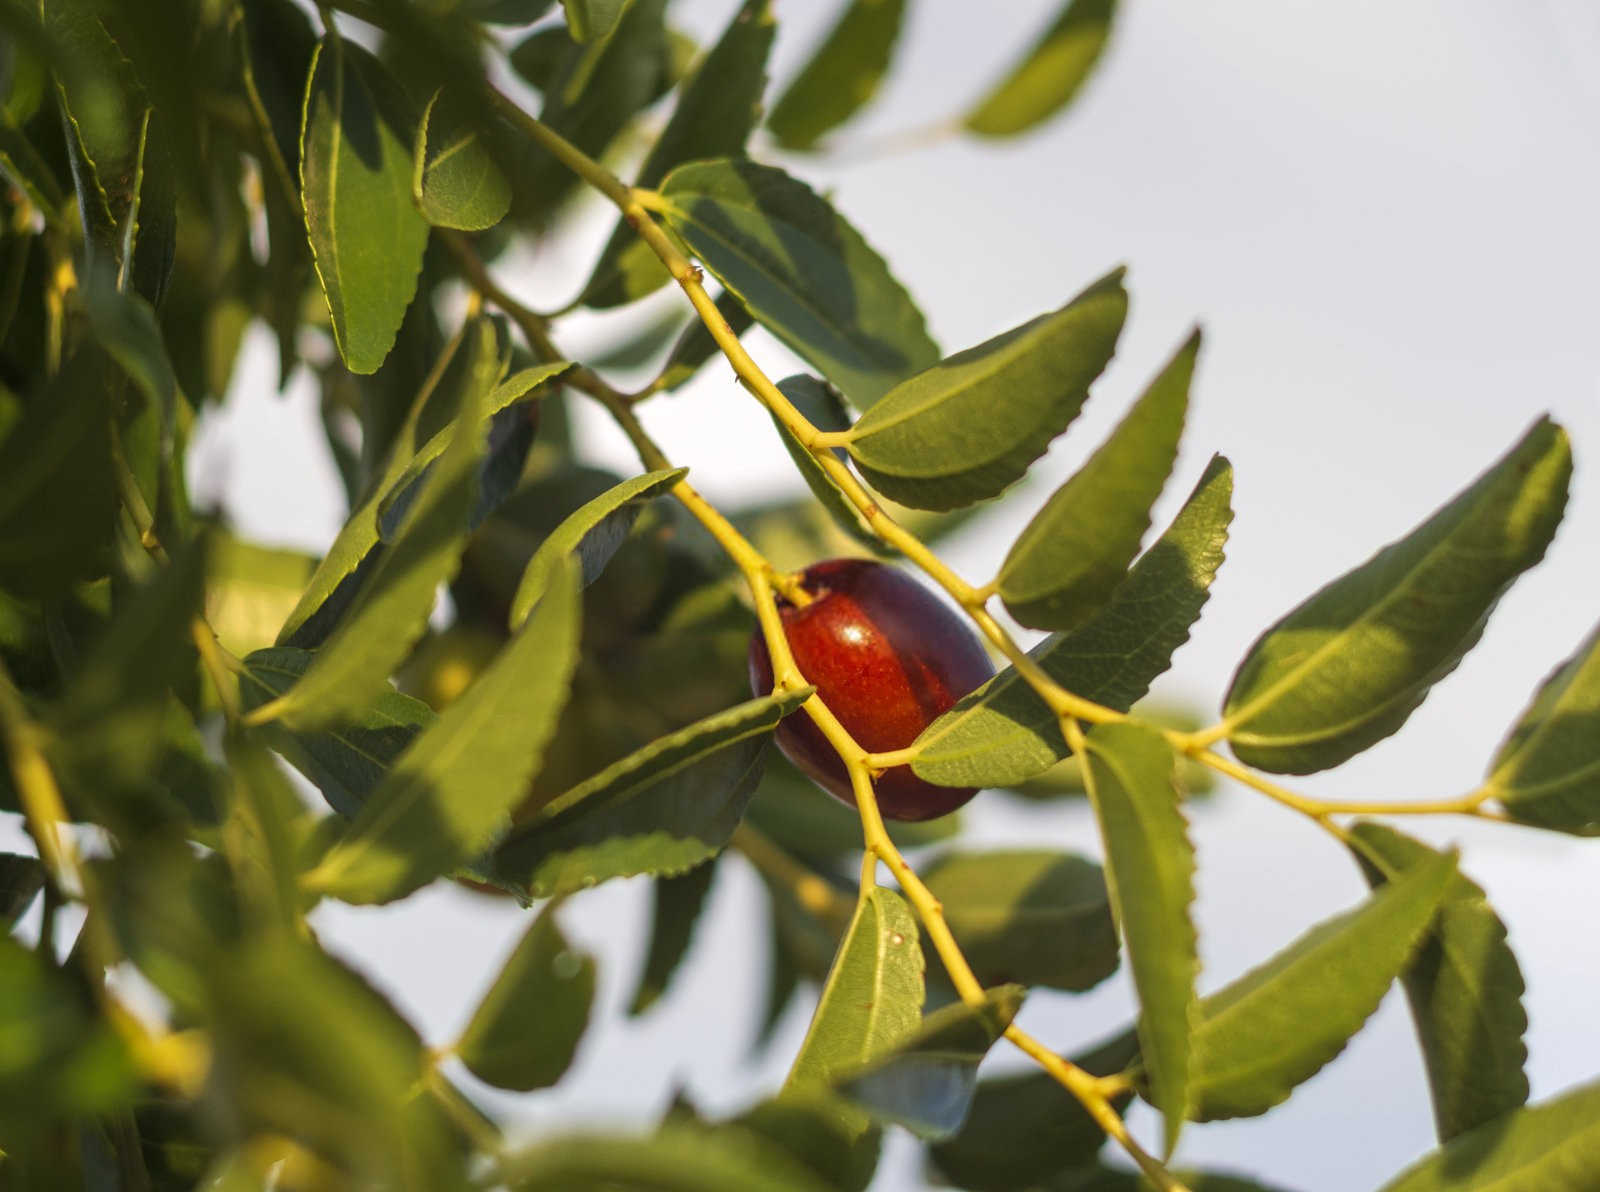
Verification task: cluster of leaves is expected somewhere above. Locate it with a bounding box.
[0,0,1597,1189]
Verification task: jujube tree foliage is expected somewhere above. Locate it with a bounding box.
[0,0,1596,1188]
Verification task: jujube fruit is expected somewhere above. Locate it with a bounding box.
[747,558,996,821]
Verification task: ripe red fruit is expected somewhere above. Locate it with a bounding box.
[748,558,995,821]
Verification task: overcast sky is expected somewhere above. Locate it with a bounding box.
[19,2,1598,1189]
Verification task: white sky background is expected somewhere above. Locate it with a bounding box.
[18,1,1600,1189]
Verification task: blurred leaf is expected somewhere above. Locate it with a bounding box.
[924,849,1117,992]
[491,687,810,899]
[768,0,906,150]
[0,113,65,217]
[660,157,937,408]
[509,466,687,627]
[1081,721,1194,1153]
[913,456,1231,788]
[1058,1164,1298,1191]
[0,853,43,931]
[1187,848,1457,1121]
[240,646,434,820]
[1349,822,1529,1141]
[301,37,429,374]
[844,269,1127,511]
[560,0,625,43]
[413,87,511,231]
[0,351,117,598]
[965,0,1116,137]
[582,0,775,307]
[305,559,580,904]
[266,344,507,729]
[629,861,717,1015]
[221,734,316,930]
[206,536,317,658]
[505,1124,835,1190]
[456,901,595,1091]
[786,886,922,1140]
[657,289,757,391]
[1376,1079,1600,1192]
[732,1091,880,1192]
[836,985,1023,1140]
[466,0,557,24]
[1222,417,1570,774]
[1486,618,1600,834]
[928,1028,1139,1191]
[997,329,1195,629]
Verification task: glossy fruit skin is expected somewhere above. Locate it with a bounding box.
[748,558,995,821]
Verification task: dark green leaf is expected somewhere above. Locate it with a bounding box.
[746,750,960,860]
[509,466,687,627]
[491,688,811,899]
[965,0,1117,138]
[924,849,1117,992]
[466,0,557,25]
[629,861,717,1015]
[657,289,757,391]
[912,456,1231,790]
[240,647,434,820]
[1058,1164,1299,1191]
[0,113,65,217]
[456,902,595,1091]
[413,88,511,231]
[768,0,907,151]
[0,853,43,931]
[771,374,877,547]
[836,985,1023,1140]
[560,0,626,43]
[505,1125,833,1191]
[928,1028,1139,1192]
[844,269,1128,510]
[1349,822,1529,1141]
[732,1091,881,1192]
[659,158,938,408]
[997,329,1196,629]
[1222,417,1571,774]
[305,559,581,904]
[1486,619,1600,834]
[582,0,775,308]
[301,38,430,374]
[1376,1079,1600,1192]
[1188,848,1457,1120]
[1081,721,1194,1153]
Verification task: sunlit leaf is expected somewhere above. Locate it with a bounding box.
[768,0,907,150]
[659,158,938,408]
[456,902,595,1091]
[1349,822,1529,1141]
[206,536,317,658]
[413,88,510,231]
[560,0,625,43]
[996,329,1195,629]
[844,270,1127,510]
[1222,417,1570,774]
[965,0,1117,138]
[912,456,1231,789]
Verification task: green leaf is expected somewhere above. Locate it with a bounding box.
[1486,619,1600,834]
[489,688,811,899]
[1376,1079,1600,1192]
[771,375,877,548]
[206,536,319,659]
[965,0,1117,138]
[0,854,43,931]
[835,985,1023,1140]
[659,158,938,408]
[928,1028,1139,1192]
[997,329,1196,629]
[1187,847,1458,1121]
[222,735,318,930]
[923,849,1117,992]
[581,0,775,308]
[455,902,595,1091]
[412,88,510,231]
[300,37,430,374]
[1349,822,1529,1141]
[1221,417,1571,774]
[731,1091,881,1192]
[0,113,65,218]
[911,455,1231,789]
[844,269,1128,511]
[238,647,434,821]
[768,0,907,151]
[505,1125,834,1191]
[263,346,493,731]
[82,274,178,440]
[1081,721,1194,1153]
[786,886,923,1139]
[509,466,687,628]
[628,861,717,1015]
[657,289,757,391]
[560,0,626,43]
[305,559,581,904]
[1059,1164,1299,1191]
